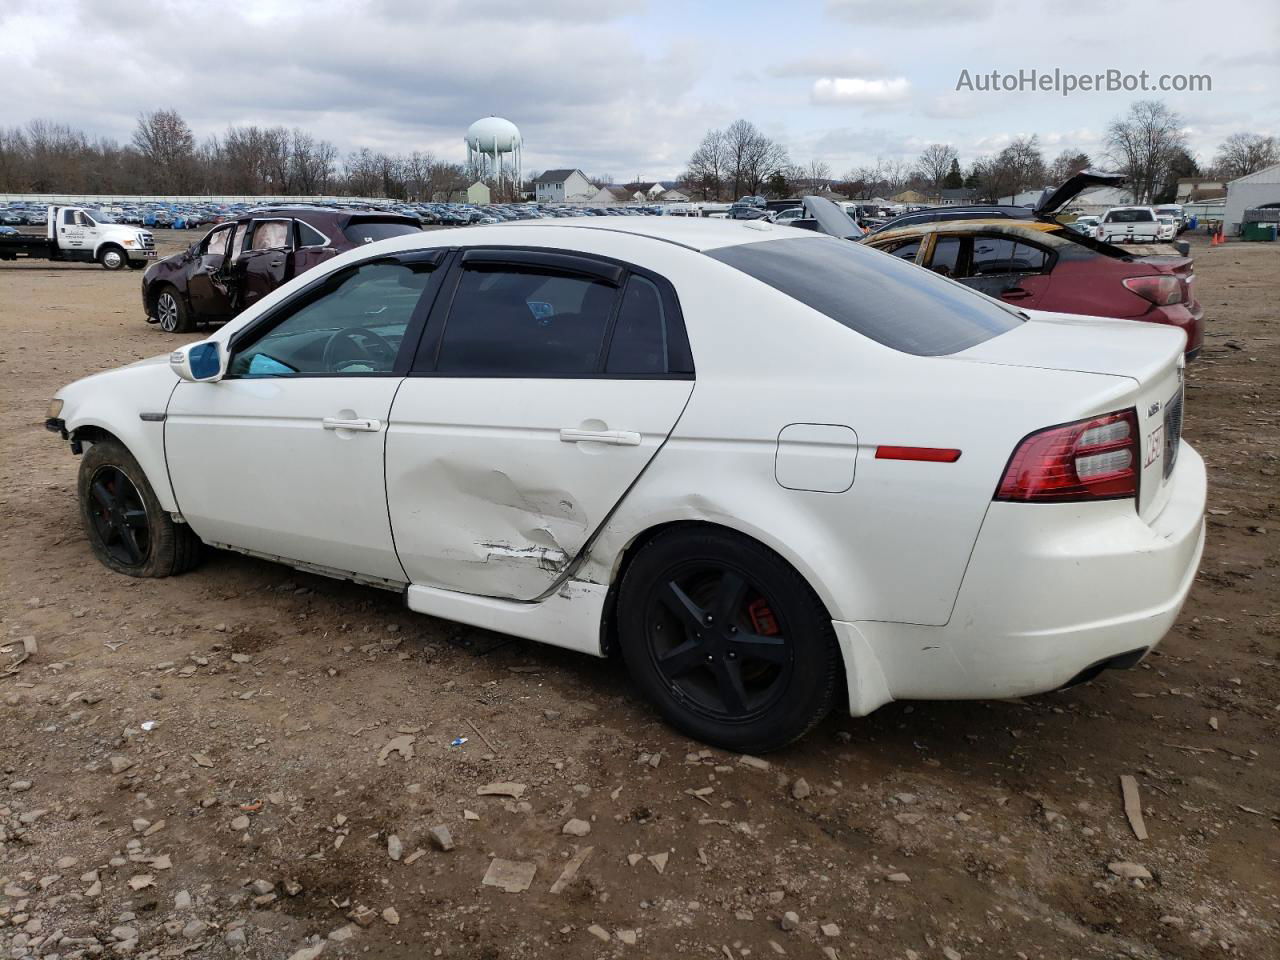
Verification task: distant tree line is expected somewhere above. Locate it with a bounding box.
[0,109,472,200]
[1,101,1275,206]
[680,100,1278,205]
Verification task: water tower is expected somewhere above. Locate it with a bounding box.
[465,116,522,196]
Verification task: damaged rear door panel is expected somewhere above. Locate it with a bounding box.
[385,248,695,600]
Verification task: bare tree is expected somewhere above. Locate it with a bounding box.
[803,159,831,194]
[1047,150,1092,185]
[685,128,729,200]
[131,109,196,192]
[723,119,789,197]
[916,143,958,192]
[1105,100,1188,203]
[1213,133,1279,181]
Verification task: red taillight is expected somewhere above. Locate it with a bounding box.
[996,409,1139,502]
[1123,275,1183,306]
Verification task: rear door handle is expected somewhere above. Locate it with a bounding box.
[559,428,641,446]
[322,417,381,432]
[1002,287,1032,300]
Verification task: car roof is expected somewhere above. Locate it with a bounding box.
[497,215,794,252]
[868,218,1084,248]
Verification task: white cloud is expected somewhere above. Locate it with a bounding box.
[825,0,995,25]
[769,55,886,79]
[811,77,911,106]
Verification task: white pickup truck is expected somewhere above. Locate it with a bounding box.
[1095,206,1162,244]
[0,206,156,269]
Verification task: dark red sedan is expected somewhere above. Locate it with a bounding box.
[862,218,1204,359]
[141,207,422,333]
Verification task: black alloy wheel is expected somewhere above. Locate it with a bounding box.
[86,465,151,567]
[645,564,793,722]
[617,526,840,753]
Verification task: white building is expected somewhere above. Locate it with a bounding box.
[1223,162,1280,234]
[534,169,595,203]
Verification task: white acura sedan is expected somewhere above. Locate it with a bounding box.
[47,216,1206,752]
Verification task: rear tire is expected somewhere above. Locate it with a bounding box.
[616,526,840,753]
[155,287,193,333]
[98,246,126,270]
[78,438,202,578]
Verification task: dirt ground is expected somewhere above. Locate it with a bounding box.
[1,230,1277,960]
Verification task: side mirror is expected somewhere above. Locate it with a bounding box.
[170,340,226,383]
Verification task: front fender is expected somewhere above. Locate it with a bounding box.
[56,359,181,512]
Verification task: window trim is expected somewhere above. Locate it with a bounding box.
[408,246,694,381]
[224,249,448,380]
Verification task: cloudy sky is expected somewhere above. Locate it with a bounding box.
[1,0,1275,179]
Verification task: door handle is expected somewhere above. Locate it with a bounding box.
[1002,287,1032,300]
[559,428,641,446]
[322,417,381,432]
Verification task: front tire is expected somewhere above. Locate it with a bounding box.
[616,527,840,753]
[98,246,127,270]
[78,438,202,578]
[154,286,193,333]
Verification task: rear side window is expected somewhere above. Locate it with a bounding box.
[297,221,328,247]
[343,219,421,245]
[436,267,618,376]
[970,237,1018,275]
[706,236,1021,357]
[250,220,290,251]
[606,276,668,375]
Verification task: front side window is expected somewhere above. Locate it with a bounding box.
[229,260,437,377]
[435,267,618,376]
[202,226,232,258]
[929,236,962,277]
[884,238,922,261]
[706,236,1020,357]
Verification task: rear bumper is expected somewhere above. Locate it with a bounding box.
[833,443,1206,714]
[1148,300,1204,358]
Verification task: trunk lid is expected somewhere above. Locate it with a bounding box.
[1034,170,1127,216]
[954,313,1187,521]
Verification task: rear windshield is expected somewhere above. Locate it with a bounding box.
[1108,209,1154,222]
[342,219,422,245]
[706,236,1022,356]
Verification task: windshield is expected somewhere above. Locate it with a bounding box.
[83,209,115,223]
[706,236,1022,357]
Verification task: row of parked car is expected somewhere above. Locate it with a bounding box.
[0,199,672,231]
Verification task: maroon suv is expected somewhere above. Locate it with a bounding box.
[141,207,422,333]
